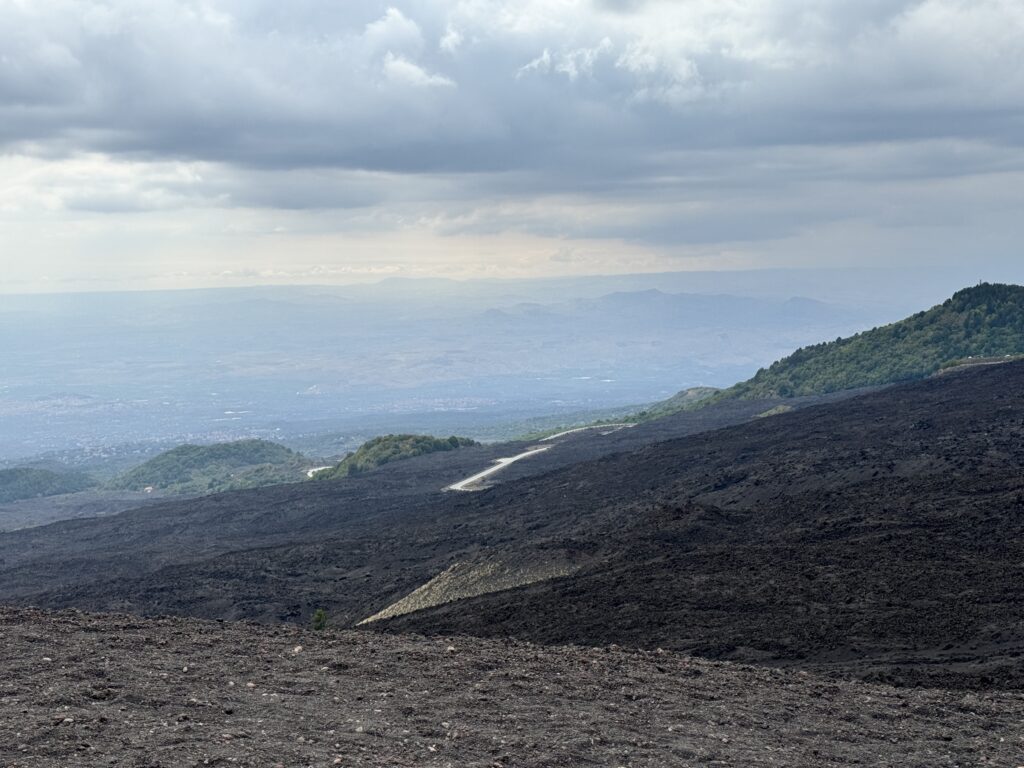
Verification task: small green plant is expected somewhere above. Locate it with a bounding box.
[311,608,328,631]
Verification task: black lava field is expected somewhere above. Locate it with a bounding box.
[4,364,1024,765]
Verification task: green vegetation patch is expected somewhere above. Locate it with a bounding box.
[111,439,307,494]
[714,283,1024,401]
[0,467,97,504]
[316,434,478,480]
[755,405,795,419]
[632,386,721,421]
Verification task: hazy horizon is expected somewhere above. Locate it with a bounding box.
[3,265,1023,464]
[0,271,884,461]
[5,264,1024,304]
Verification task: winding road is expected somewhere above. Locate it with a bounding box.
[540,423,635,441]
[445,445,553,492]
[446,422,636,492]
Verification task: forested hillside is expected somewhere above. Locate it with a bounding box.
[316,434,478,480]
[714,283,1024,400]
[0,467,96,504]
[111,440,306,494]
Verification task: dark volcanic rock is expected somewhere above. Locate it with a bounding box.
[381,362,1024,688]
[0,393,827,624]
[1,606,1021,767]
[2,363,1024,688]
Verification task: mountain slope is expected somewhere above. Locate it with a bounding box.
[374,361,1024,689]
[111,439,307,494]
[713,282,1024,400]
[2,363,1024,687]
[0,392,858,624]
[634,386,720,421]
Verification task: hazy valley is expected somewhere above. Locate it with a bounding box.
[0,272,926,463]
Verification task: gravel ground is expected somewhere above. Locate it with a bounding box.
[1,607,1022,767]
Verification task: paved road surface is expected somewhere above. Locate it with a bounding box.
[445,445,552,491]
[541,423,635,441]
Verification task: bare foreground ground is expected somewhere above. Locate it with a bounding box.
[1,608,1022,767]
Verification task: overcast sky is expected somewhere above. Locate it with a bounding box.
[1,0,1023,292]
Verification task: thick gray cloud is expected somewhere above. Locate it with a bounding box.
[3,1,1021,165]
[0,0,1022,289]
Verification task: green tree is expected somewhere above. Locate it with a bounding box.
[312,608,328,631]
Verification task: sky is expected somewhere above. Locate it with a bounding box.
[1,0,1023,293]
